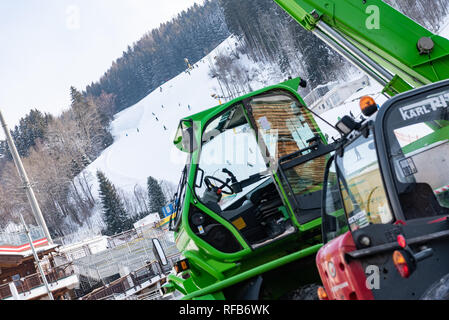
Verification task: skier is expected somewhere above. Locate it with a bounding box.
[188,105,191,111]
[354,146,362,161]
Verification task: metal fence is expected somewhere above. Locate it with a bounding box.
[0,225,45,247]
[72,226,178,283]
[53,229,103,247]
[81,258,179,301]
[0,263,76,300]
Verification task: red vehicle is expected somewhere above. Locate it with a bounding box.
[314,80,449,300]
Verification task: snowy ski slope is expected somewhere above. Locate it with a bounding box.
[81,38,240,198]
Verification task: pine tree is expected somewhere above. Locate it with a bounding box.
[147,176,167,219]
[97,171,133,235]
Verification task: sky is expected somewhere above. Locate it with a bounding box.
[0,0,203,139]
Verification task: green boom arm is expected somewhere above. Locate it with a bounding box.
[274,0,449,96]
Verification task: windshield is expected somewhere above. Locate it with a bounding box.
[196,104,269,212]
[336,133,393,231]
[385,86,449,219]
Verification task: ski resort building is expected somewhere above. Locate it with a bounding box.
[0,226,79,300]
[56,234,109,263]
[133,212,160,229]
[304,75,370,114]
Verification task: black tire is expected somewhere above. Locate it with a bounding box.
[281,283,320,300]
[421,273,449,300]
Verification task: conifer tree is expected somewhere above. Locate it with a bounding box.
[97,171,133,235]
[147,176,167,219]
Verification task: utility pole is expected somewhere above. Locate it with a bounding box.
[0,109,53,244]
[19,214,54,300]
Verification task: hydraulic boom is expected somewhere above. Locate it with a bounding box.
[274,0,449,96]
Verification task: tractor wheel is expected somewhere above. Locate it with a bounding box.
[281,283,321,300]
[421,273,449,300]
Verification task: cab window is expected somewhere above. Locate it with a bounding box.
[336,133,393,231]
[196,104,269,211]
[385,87,449,219]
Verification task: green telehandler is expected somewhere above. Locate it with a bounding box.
[163,0,449,300]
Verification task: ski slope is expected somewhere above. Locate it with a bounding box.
[80,37,245,199]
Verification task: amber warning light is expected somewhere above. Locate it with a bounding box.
[359,96,379,117]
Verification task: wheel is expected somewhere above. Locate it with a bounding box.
[421,273,449,300]
[280,283,321,300]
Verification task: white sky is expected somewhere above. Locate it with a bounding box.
[0,0,203,139]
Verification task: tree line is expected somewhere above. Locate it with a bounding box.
[0,88,114,235]
[0,86,174,236]
[97,172,172,236]
[85,0,230,114]
[211,0,449,100]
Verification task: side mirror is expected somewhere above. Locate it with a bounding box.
[152,238,168,267]
[336,116,360,135]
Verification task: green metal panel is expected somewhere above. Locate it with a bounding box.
[274,0,449,93]
[169,78,328,299]
[181,243,323,300]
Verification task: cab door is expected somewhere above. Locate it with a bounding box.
[243,88,338,227]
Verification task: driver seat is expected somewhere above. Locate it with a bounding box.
[399,183,449,219]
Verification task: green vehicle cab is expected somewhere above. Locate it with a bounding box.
[164,78,335,300]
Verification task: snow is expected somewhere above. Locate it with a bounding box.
[317,80,388,140]
[133,213,160,229]
[440,18,449,39]
[81,37,240,199]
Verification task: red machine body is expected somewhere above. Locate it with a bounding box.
[316,232,374,300]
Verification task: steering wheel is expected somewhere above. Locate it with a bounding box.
[204,176,235,195]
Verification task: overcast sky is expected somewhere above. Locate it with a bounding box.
[0,0,203,139]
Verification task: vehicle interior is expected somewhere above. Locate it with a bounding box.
[387,106,449,220]
[335,132,394,231]
[195,103,294,248]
